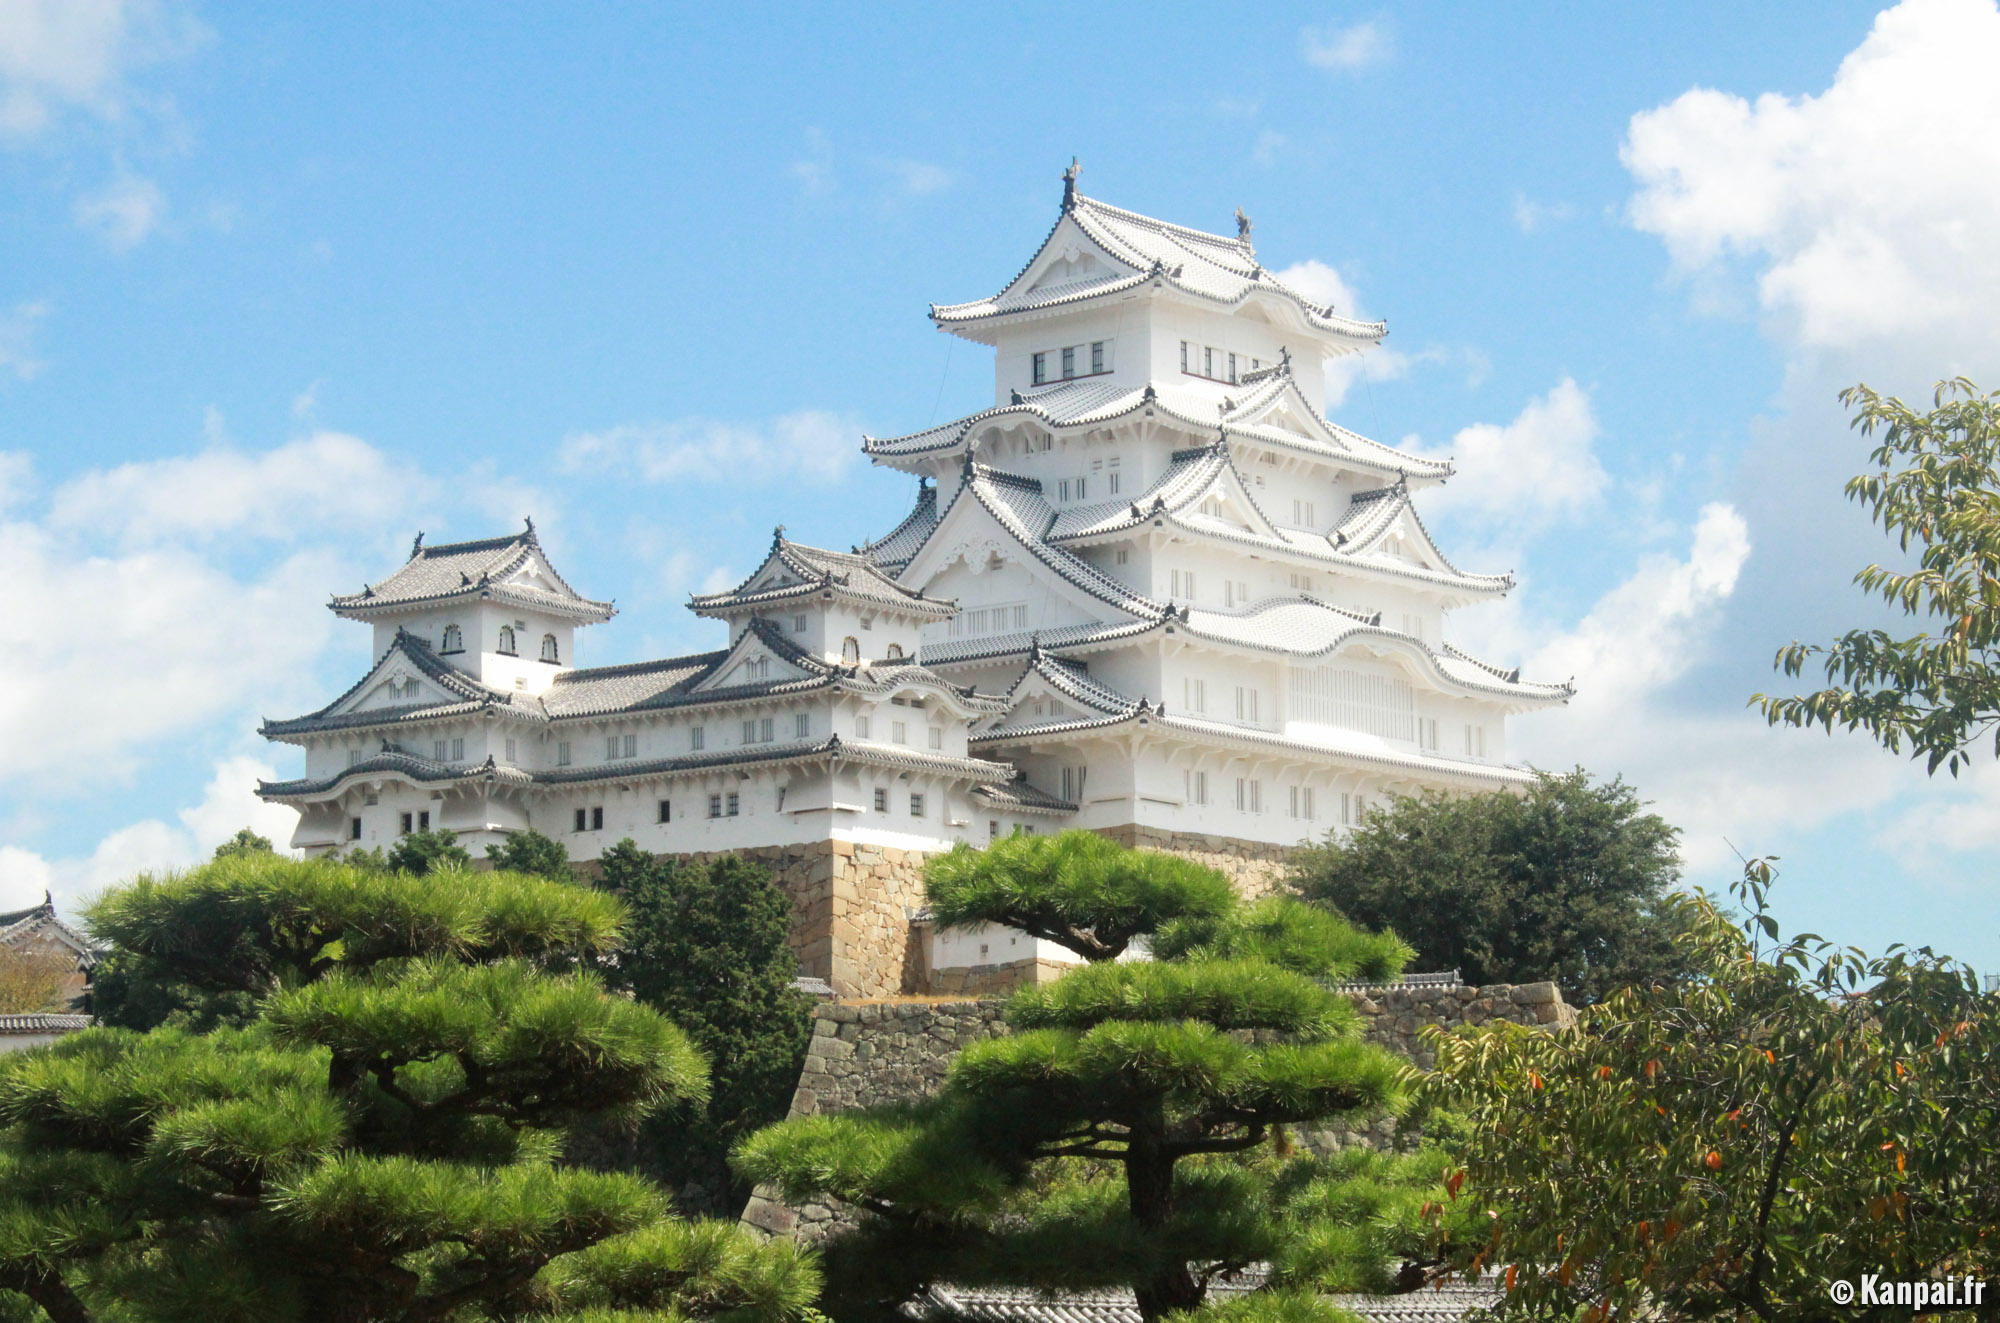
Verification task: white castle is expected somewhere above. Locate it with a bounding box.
[261,168,1570,996]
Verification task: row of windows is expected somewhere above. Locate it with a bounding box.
[437,623,560,663]
[1180,771,1365,822]
[870,788,926,816]
[1180,340,1265,385]
[853,714,945,748]
[944,602,1030,639]
[1030,340,1112,386]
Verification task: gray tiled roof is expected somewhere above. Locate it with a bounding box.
[330,524,614,622]
[929,192,1388,345]
[859,483,942,569]
[0,898,102,967]
[541,652,728,718]
[946,466,1167,622]
[694,532,953,619]
[906,1274,1502,1323]
[969,779,1078,815]
[0,1013,93,1035]
[262,629,532,740]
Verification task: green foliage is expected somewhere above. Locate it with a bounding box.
[1424,860,2000,1321]
[384,827,473,876]
[1155,896,1412,983]
[925,830,1238,961]
[1290,770,1686,1003]
[212,828,274,860]
[486,829,577,882]
[4,854,817,1323]
[736,838,1424,1323]
[601,840,812,1216]
[1757,378,2000,774]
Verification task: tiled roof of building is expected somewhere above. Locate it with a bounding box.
[906,1275,1502,1323]
[929,190,1388,346]
[969,780,1079,815]
[540,651,732,718]
[330,522,615,623]
[695,530,954,619]
[948,466,1169,623]
[0,896,102,967]
[0,1013,93,1035]
[859,482,943,569]
[261,629,534,740]
[262,734,1017,801]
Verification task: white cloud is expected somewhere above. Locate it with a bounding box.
[0,0,201,137]
[1250,130,1288,169]
[1301,19,1392,72]
[1623,0,2000,353]
[879,157,953,196]
[0,300,51,380]
[1511,192,1577,235]
[0,451,31,512]
[559,409,861,485]
[73,169,163,249]
[0,846,54,910]
[1426,380,1609,533]
[1274,258,1362,316]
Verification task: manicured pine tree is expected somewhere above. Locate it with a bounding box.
[0,853,817,1323]
[486,828,578,883]
[737,830,1434,1323]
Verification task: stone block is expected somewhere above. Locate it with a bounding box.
[1512,981,1560,1005]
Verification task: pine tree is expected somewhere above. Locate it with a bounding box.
[601,840,812,1215]
[383,828,473,876]
[737,831,1433,1323]
[0,854,817,1323]
[485,829,577,883]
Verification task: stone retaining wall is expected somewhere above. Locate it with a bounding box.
[1095,825,1296,898]
[741,980,1573,1241]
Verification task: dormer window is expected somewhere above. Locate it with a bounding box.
[841,637,860,665]
[498,626,517,656]
[885,643,904,660]
[540,633,559,664]
[440,624,463,654]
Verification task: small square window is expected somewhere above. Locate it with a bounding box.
[557,741,572,767]
[691,726,705,751]
[726,793,740,817]
[909,792,925,817]
[892,721,908,744]
[350,817,363,841]
[796,712,810,738]
[433,740,447,761]
[658,799,672,824]
[856,715,871,739]
[873,787,888,813]
[451,737,464,761]
[793,614,807,632]
[708,794,723,819]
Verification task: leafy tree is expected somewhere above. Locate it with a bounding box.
[599,840,811,1215]
[1290,770,1686,1004]
[1424,861,2000,1322]
[385,828,473,876]
[0,949,71,1014]
[212,828,275,860]
[0,853,817,1323]
[737,832,1425,1323]
[1758,378,2000,774]
[486,830,577,883]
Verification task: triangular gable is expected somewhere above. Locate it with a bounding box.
[1176,454,1284,541]
[329,635,489,718]
[690,622,819,693]
[996,213,1139,306]
[898,473,1159,625]
[993,656,1135,731]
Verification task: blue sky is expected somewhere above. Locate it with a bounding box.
[6,0,2000,972]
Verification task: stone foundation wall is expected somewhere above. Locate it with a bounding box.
[741,980,1573,1241]
[1095,825,1296,898]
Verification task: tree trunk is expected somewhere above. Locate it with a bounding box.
[1,1264,95,1323]
[1126,1125,1203,1323]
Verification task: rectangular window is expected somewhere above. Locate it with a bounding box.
[1076,476,1086,499]
[1061,346,1076,379]
[1180,340,1190,372]
[1060,766,1087,801]
[990,819,1000,840]
[1091,340,1105,374]
[556,741,572,767]
[1236,686,1259,722]
[1290,785,1316,820]
[793,614,807,632]
[1288,571,1313,592]
[350,816,363,841]
[574,808,587,832]
[433,740,446,761]
[1032,351,1047,385]
[1108,470,1121,495]
[795,712,810,738]
[415,810,428,831]
[1186,769,1209,805]
[607,735,620,760]
[690,726,705,751]
[1058,479,1070,502]
[1204,346,1215,378]
[1115,547,1129,565]
[1464,724,1487,758]
[1183,677,1206,712]
[892,721,908,745]
[708,794,723,819]
[760,718,772,742]
[1236,778,1262,813]
[451,737,464,761]
[726,793,739,817]
[1170,569,1197,600]
[591,806,603,831]
[658,799,672,824]
[856,714,872,738]
[776,787,787,812]
[623,733,636,758]
[349,748,364,767]
[873,787,888,812]
[743,719,756,744]
[1227,352,1238,384]
[928,726,943,750]
[909,792,925,817]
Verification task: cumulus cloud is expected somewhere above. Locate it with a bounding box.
[0,0,202,138]
[1274,259,1362,316]
[1301,19,1392,72]
[559,409,861,485]
[1426,380,1609,534]
[1624,0,2000,354]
